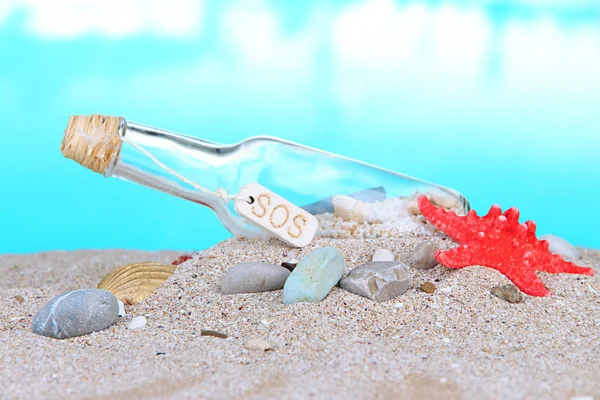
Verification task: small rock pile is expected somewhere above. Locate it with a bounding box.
[34,230,577,340]
[30,257,191,339]
[221,240,442,304]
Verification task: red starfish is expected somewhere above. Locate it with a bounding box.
[418,195,594,296]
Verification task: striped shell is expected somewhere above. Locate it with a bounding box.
[98,262,176,305]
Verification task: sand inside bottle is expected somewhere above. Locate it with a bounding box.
[315,190,460,239]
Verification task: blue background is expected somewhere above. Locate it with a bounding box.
[1,0,599,253]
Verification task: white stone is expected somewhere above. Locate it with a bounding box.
[539,234,579,260]
[372,249,395,262]
[117,300,125,317]
[245,338,271,351]
[127,316,147,330]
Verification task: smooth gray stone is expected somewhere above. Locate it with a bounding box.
[32,289,119,339]
[221,262,290,294]
[410,241,440,270]
[340,262,412,302]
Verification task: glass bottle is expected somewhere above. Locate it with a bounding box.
[60,115,469,238]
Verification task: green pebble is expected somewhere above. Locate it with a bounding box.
[283,247,345,304]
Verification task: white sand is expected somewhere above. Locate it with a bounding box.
[1,239,599,399]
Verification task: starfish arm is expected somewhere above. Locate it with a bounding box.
[503,268,552,297]
[439,244,552,296]
[503,207,520,225]
[418,196,471,243]
[537,254,595,276]
[435,246,478,269]
[525,220,537,237]
[485,205,502,219]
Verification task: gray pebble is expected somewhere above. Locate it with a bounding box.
[410,241,440,270]
[340,262,412,302]
[32,289,118,339]
[221,262,290,294]
[491,284,523,304]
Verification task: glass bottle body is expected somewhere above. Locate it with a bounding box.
[106,120,469,237]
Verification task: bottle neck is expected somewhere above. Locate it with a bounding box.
[107,121,226,193]
[105,120,256,236]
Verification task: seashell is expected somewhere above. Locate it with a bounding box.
[98,262,176,305]
[405,190,459,216]
[426,190,460,209]
[332,195,356,220]
[117,300,125,317]
[332,195,369,223]
[405,198,421,216]
[352,200,368,223]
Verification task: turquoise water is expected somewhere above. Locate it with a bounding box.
[1,1,599,253]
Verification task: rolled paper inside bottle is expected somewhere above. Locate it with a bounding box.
[60,114,123,174]
[302,187,387,215]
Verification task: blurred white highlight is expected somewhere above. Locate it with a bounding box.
[0,0,203,38]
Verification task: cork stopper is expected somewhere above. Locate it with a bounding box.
[60,115,123,174]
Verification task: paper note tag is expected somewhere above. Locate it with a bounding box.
[234,183,318,247]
